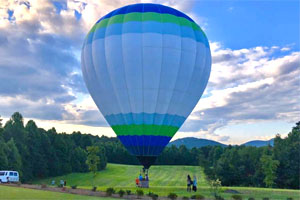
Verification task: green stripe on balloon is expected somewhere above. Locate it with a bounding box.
[111,124,179,137]
[87,12,205,37]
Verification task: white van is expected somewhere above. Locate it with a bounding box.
[0,171,19,183]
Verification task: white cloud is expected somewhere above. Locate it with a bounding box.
[0,0,298,144]
[179,42,300,142]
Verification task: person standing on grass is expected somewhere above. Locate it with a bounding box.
[139,174,143,181]
[187,175,192,192]
[135,177,139,187]
[193,175,197,192]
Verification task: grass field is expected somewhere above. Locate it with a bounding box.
[35,163,300,200]
[0,185,119,200]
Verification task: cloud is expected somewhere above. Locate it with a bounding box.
[0,0,298,143]
[0,0,198,123]
[180,43,300,139]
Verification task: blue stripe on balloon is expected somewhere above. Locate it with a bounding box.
[124,145,166,156]
[118,135,171,146]
[86,21,208,46]
[118,135,171,156]
[96,3,194,24]
[104,113,186,127]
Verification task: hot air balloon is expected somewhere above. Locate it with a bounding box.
[81,3,211,170]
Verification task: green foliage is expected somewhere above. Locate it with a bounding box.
[151,194,159,200]
[71,185,77,189]
[106,187,115,196]
[0,140,8,169]
[260,154,279,188]
[190,194,205,199]
[6,138,22,172]
[0,115,2,127]
[136,189,144,197]
[118,189,125,197]
[214,195,225,200]
[210,179,222,197]
[182,197,189,200]
[232,194,243,200]
[126,190,132,195]
[168,192,178,200]
[86,146,100,176]
[248,198,255,200]
[273,122,300,189]
[86,146,100,186]
[262,198,269,200]
[287,198,293,200]
[0,111,299,191]
[91,186,97,192]
[148,192,159,200]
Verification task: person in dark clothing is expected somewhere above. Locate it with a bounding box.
[187,175,192,192]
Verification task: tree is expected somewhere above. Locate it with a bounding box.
[260,154,279,188]
[25,120,48,178]
[5,139,22,173]
[71,147,88,172]
[0,115,3,127]
[273,122,300,189]
[0,140,8,169]
[86,146,100,186]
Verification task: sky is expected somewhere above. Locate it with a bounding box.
[0,0,299,144]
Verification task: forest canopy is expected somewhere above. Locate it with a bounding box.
[0,112,299,189]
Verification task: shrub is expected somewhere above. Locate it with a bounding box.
[232,194,243,200]
[287,198,293,200]
[91,186,97,192]
[151,193,159,200]
[71,185,77,189]
[210,179,222,198]
[182,197,189,200]
[191,194,205,200]
[148,192,154,196]
[215,195,225,200]
[147,192,158,200]
[168,193,178,200]
[57,184,63,188]
[262,198,269,200]
[126,190,132,195]
[248,198,255,200]
[136,189,144,198]
[118,189,125,197]
[106,187,115,196]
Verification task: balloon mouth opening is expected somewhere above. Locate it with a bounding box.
[136,156,157,169]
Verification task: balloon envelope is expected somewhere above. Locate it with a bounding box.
[81,3,211,168]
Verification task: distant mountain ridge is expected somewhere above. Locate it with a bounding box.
[168,137,274,149]
[241,138,274,147]
[168,137,226,148]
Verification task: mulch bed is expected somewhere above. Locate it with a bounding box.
[1,183,173,200]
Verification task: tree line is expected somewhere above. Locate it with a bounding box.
[0,112,298,189]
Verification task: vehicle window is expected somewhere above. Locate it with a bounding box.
[9,172,13,176]
[0,172,4,176]
[14,172,17,176]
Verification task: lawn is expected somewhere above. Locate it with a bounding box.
[0,185,119,200]
[34,163,300,200]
